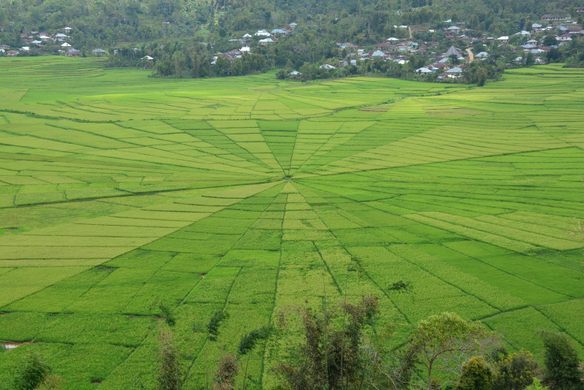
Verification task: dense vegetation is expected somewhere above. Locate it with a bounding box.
[2,0,583,48]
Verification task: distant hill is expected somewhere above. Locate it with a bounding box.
[1,0,583,49]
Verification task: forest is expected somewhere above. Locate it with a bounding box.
[2,0,583,49]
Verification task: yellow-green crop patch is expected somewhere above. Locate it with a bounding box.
[0,57,583,389]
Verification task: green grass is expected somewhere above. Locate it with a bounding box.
[0,57,583,389]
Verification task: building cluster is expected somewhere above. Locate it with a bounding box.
[212,23,297,64]
[300,17,583,80]
[2,15,582,82]
[334,17,581,80]
[0,27,107,57]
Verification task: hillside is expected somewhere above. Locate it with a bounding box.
[1,0,583,49]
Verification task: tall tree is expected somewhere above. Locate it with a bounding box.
[542,332,583,390]
[407,312,496,389]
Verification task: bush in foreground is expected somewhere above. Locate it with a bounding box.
[276,295,379,389]
[14,353,51,390]
[457,356,494,390]
[157,327,181,390]
[213,354,239,390]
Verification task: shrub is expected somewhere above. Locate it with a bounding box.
[14,353,51,390]
[387,280,413,294]
[526,378,550,390]
[37,375,63,390]
[208,311,228,341]
[493,351,539,390]
[157,327,181,390]
[159,303,176,327]
[238,326,273,355]
[213,354,239,390]
[457,356,494,390]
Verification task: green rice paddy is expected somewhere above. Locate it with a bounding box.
[0,57,583,389]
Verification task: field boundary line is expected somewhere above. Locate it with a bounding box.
[295,182,413,325]
[181,187,284,382]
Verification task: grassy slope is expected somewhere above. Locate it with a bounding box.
[0,57,582,389]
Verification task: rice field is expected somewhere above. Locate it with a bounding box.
[0,57,583,389]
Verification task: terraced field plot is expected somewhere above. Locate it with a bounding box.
[0,57,583,389]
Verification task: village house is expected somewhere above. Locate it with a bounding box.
[446,66,463,79]
[416,66,434,74]
[259,37,274,45]
[443,46,465,62]
[566,24,584,35]
[371,49,386,59]
[271,28,288,36]
[437,56,450,65]
[475,51,489,60]
[515,30,531,38]
[254,30,271,38]
[337,42,358,51]
[556,35,572,43]
[541,15,571,22]
[535,57,546,65]
[92,48,107,56]
[66,48,81,56]
[222,49,243,60]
